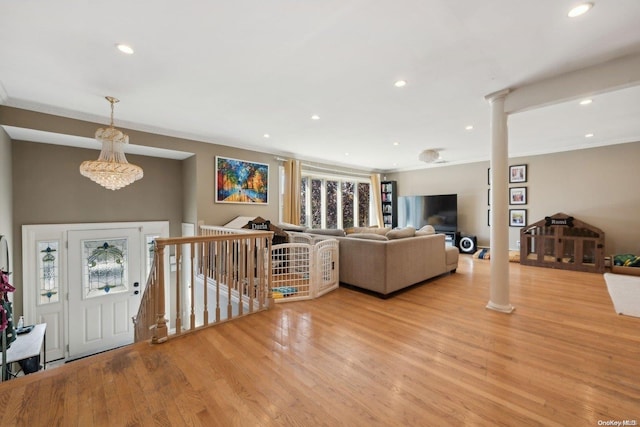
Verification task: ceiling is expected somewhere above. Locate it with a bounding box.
[1,1,640,172]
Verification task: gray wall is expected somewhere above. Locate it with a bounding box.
[193,145,278,226]
[11,141,184,315]
[182,154,198,226]
[387,141,640,255]
[1,106,281,227]
[2,106,284,317]
[0,127,12,277]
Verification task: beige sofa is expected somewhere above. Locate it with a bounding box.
[335,232,458,296]
[284,224,458,296]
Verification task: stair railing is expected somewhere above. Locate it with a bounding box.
[133,227,273,343]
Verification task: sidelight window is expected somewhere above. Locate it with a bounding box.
[38,241,60,304]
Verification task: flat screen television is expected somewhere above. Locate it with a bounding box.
[397,194,458,233]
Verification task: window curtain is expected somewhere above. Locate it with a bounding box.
[282,159,302,224]
[370,173,383,227]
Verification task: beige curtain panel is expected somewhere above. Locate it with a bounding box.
[370,173,383,227]
[282,159,302,224]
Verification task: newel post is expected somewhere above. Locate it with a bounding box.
[152,241,169,343]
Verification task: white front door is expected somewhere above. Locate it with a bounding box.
[67,228,142,360]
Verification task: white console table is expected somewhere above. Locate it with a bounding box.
[2,323,47,380]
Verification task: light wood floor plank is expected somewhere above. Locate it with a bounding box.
[0,256,638,426]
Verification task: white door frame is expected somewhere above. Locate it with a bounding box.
[22,221,170,361]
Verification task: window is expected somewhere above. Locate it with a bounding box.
[82,239,129,298]
[300,172,371,229]
[38,240,60,304]
[278,166,373,229]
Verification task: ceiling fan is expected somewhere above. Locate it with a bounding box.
[418,149,447,164]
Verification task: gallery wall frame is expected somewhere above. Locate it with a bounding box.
[215,156,269,204]
[509,164,527,183]
[509,187,527,205]
[509,209,527,227]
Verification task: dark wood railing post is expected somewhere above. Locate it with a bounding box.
[152,241,168,343]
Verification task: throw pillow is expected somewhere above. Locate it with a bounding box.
[415,225,436,236]
[386,226,416,240]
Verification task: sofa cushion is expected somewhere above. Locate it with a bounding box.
[349,233,389,241]
[386,226,416,240]
[345,226,389,236]
[415,225,436,236]
[306,228,346,236]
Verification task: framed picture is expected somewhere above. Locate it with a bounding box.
[509,209,527,227]
[215,156,269,204]
[509,164,527,183]
[509,187,527,205]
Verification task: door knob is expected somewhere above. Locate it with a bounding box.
[134,290,139,295]
[133,282,139,287]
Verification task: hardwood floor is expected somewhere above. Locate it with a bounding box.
[0,256,638,426]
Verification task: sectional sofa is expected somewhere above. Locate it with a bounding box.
[281,224,459,296]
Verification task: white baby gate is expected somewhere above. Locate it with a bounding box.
[270,233,339,302]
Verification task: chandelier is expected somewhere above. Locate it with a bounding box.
[79,96,143,190]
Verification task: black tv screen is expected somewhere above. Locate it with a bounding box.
[397,194,458,232]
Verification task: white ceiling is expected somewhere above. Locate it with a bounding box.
[1,1,639,171]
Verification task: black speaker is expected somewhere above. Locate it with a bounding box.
[458,235,477,254]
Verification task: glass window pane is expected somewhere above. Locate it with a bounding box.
[38,241,60,304]
[83,239,129,298]
[311,179,322,228]
[326,180,338,229]
[357,182,370,227]
[342,181,355,228]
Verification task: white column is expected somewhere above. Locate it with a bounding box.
[485,89,514,313]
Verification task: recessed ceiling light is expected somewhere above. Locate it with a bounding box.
[263,134,270,138]
[579,99,593,105]
[465,125,474,131]
[311,114,320,120]
[345,152,350,156]
[116,43,134,55]
[568,2,593,18]
[393,141,400,146]
[394,80,407,88]
[585,133,594,138]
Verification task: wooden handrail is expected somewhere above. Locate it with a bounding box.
[133,228,273,343]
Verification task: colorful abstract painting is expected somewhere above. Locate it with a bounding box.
[215,156,269,204]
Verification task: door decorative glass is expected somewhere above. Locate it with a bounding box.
[83,239,129,298]
[38,241,60,304]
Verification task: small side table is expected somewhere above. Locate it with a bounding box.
[4,323,47,380]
